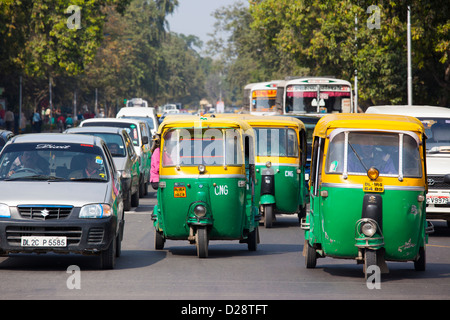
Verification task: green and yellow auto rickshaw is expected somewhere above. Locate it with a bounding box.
[302,113,431,278]
[152,116,259,258]
[243,116,308,227]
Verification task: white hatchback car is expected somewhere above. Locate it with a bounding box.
[366,105,450,226]
[116,107,158,137]
[80,118,151,197]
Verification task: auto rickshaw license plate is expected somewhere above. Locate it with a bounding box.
[174,186,186,198]
[363,181,384,193]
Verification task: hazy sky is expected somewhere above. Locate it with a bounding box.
[166,0,245,47]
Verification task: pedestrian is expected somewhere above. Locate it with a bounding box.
[32,109,42,133]
[150,134,160,190]
[57,113,65,132]
[65,113,74,128]
[4,109,14,131]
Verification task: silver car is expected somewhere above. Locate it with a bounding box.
[65,126,140,211]
[0,133,124,269]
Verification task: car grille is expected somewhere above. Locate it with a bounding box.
[427,175,450,190]
[5,226,82,246]
[18,205,73,220]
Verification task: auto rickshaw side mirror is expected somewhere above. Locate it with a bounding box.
[443,174,450,184]
[142,136,149,145]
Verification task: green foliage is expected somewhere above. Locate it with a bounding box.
[247,0,449,107]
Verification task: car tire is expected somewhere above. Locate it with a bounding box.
[100,236,116,270]
[124,189,131,211]
[131,190,139,207]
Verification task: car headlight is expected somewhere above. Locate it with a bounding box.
[0,204,11,218]
[79,204,112,219]
[361,220,377,237]
[194,205,207,217]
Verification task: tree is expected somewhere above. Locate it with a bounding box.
[249,0,449,107]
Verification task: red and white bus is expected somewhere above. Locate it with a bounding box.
[275,77,355,115]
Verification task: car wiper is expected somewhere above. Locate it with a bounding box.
[70,177,105,182]
[5,175,67,181]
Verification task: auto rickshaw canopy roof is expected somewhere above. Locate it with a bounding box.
[240,115,306,131]
[158,114,254,134]
[313,113,425,138]
[202,114,306,131]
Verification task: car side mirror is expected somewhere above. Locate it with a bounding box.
[444,174,450,184]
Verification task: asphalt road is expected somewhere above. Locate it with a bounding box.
[0,187,449,303]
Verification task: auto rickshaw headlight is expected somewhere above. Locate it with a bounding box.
[194,205,207,217]
[361,221,377,237]
[265,161,272,168]
[198,164,206,174]
[367,167,379,180]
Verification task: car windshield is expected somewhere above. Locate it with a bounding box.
[417,117,450,154]
[119,116,155,129]
[253,128,298,157]
[83,121,140,146]
[326,131,422,178]
[0,142,109,181]
[162,128,243,166]
[74,132,126,157]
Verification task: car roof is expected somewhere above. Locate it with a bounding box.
[366,105,450,117]
[116,107,156,117]
[65,126,125,135]
[9,133,105,146]
[80,117,145,126]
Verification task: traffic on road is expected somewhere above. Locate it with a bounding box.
[0,107,449,303]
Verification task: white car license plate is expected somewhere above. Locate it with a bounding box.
[426,196,449,205]
[21,236,67,247]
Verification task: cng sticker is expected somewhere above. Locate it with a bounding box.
[285,171,294,177]
[214,185,228,195]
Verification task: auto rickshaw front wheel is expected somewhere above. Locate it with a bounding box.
[364,249,377,280]
[264,204,274,228]
[196,226,208,258]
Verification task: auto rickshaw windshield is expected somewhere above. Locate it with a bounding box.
[162,128,243,166]
[253,128,298,157]
[325,131,422,178]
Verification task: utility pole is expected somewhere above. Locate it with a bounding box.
[354,13,358,113]
[407,5,412,106]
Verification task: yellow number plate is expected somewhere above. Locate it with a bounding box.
[363,181,384,193]
[174,186,186,198]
